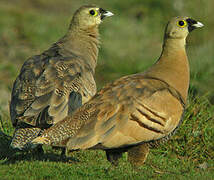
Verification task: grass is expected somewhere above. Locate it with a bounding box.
[1,95,213,179]
[0,0,214,179]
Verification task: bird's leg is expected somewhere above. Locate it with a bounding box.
[60,147,67,158]
[105,149,123,166]
[127,143,150,167]
[36,145,44,154]
[31,144,44,159]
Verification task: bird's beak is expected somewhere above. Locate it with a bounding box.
[192,21,204,28]
[99,8,114,19]
[186,18,204,32]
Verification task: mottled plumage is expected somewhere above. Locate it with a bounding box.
[10,5,113,150]
[31,17,203,165]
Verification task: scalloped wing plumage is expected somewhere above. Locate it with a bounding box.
[10,55,96,127]
[10,53,97,150]
[33,75,185,151]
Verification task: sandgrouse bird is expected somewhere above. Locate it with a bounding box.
[10,5,113,151]
[31,17,203,165]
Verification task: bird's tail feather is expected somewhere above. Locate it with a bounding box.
[31,136,50,145]
[10,127,42,150]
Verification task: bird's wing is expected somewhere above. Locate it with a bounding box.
[32,74,185,150]
[10,55,96,127]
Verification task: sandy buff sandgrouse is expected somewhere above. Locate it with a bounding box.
[31,17,203,166]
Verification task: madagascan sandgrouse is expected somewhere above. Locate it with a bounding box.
[31,17,203,166]
[10,5,114,151]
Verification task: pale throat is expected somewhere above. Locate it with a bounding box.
[162,37,186,55]
[163,37,189,101]
[146,37,190,101]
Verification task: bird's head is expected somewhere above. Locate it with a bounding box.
[71,5,114,29]
[165,16,204,39]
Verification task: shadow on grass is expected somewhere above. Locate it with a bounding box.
[0,130,14,159]
[0,130,79,165]
[2,151,79,165]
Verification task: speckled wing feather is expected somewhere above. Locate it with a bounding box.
[36,74,185,150]
[10,51,97,150]
[10,54,96,128]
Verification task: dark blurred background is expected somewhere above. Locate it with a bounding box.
[0,0,213,115]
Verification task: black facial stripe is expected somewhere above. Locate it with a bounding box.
[99,8,107,14]
[99,8,108,19]
[186,18,197,26]
[186,18,197,32]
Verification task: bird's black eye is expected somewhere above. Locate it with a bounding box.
[179,21,184,26]
[177,20,187,28]
[89,10,98,16]
[90,10,95,15]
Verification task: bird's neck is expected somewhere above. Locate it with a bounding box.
[146,38,190,102]
[57,25,100,73]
